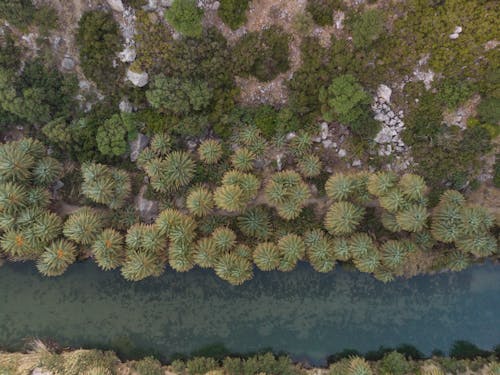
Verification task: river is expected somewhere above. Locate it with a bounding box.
[0,261,499,364]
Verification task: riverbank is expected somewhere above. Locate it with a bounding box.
[1,341,499,375]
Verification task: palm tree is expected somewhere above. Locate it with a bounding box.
[0,182,27,214]
[146,152,195,192]
[396,204,429,232]
[92,228,124,271]
[399,173,427,201]
[348,356,373,375]
[325,173,355,201]
[155,208,184,236]
[81,163,115,206]
[379,188,408,213]
[83,367,113,375]
[439,189,465,207]
[194,237,218,268]
[136,147,156,169]
[297,154,322,178]
[304,229,336,273]
[413,230,436,251]
[168,215,198,245]
[26,187,51,209]
[332,237,351,261]
[233,244,253,260]
[63,207,103,245]
[237,207,272,240]
[238,125,263,148]
[354,249,381,273]
[381,212,402,233]
[126,223,166,253]
[198,139,223,164]
[419,364,444,375]
[33,157,63,187]
[212,227,237,252]
[431,204,462,243]
[373,266,395,283]
[0,230,32,257]
[36,239,77,277]
[381,240,407,270]
[214,253,253,285]
[456,234,497,257]
[324,201,365,236]
[367,171,397,197]
[186,186,214,217]
[121,250,165,281]
[32,211,63,243]
[446,249,470,272]
[150,132,172,156]
[18,138,46,159]
[214,184,247,213]
[253,242,281,271]
[168,241,195,272]
[277,233,305,262]
[348,232,376,259]
[231,147,255,172]
[0,140,35,182]
[109,169,131,209]
[289,131,312,157]
[458,206,494,236]
[222,170,260,200]
[265,171,311,220]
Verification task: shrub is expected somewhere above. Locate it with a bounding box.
[36,239,77,277]
[306,0,343,26]
[165,0,204,38]
[233,26,290,82]
[218,0,250,30]
[63,207,104,245]
[198,139,223,165]
[132,356,163,375]
[378,351,411,375]
[477,96,500,125]
[76,11,123,90]
[0,0,35,29]
[347,9,384,50]
[324,202,365,236]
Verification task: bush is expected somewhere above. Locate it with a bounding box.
[233,26,290,82]
[165,0,204,38]
[477,96,500,124]
[76,11,123,91]
[378,351,411,375]
[0,0,35,29]
[218,0,250,30]
[449,341,491,360]
[306,0,343,26]
[348,9,385,50]
[185,357,219,374]
[133,356,163,375]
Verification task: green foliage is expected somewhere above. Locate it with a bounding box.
[186,356,219,374]
[36,239,77,276]
[395,205,429,233]
[165,0,204,38]
[348,356,373,375]
[381,240,407,271]
[233,26,290,82]
[63,207,104,245]
[218,0,250,30]
[367,172,398,197]
[306,0,343,26]
[211,226,237,252]
[145,151,196,193]
[436,78,473,110]
[477,97,500,124]
[319,74,371,130]
[96,115,128,157]
[0,141,35,183]
[324,202,365,236]
[494,155,500,188]
[348,233,376,260]
[347,10,384,50]
[399,174,427,201]
[231,147,255,172]
[214,184,247,213]
[378,351,411,375]
[121,249,165,281]
[253,104,280,138]
[33,157,63,187]
[198,139,223,165]
[76,11,123,90]
[277,233,306,263]
[304,229,336,273]
[446,249,471,272]
[0,0,35,29]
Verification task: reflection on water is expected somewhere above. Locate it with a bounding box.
[0,262,499,363]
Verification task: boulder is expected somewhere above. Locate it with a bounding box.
[126,69,149,87]
[322,139,333,149]
[119,99,133,113]
[119,46,136,63]
[129,133,150,162]
[107,0,124,12]
[320,122,329,140]
[377,84,392,103]
[338,149,346,158]
[135,189,159,223]
[61,56,75,70]
[352,159,362,167]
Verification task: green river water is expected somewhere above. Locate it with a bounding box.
[0,261,499,363]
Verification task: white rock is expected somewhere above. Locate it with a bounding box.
[107,0,124,12]
[119,99,133,113]
[126,69,149,87]
[320,122,329,140]
[312,136,322,143]
[286,132,296,141]
[322,139,333,149]
[377,84,392,103]
[61,56,75,70]
[374,113,388,123]
[130,134,150,162]
[276,153,284,171]
[32,368,52,375]
[449,33,459,40]
[352,159,362,167]
[334,11,345,30]
[119,46,136,62]
[338,149,347,158]
[374,128,393,144]
[454,26,463,34]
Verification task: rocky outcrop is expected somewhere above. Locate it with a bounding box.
[129,133,150,162]
[107,0,125,12]
[126,69,149,87]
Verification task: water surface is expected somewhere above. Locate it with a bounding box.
[0,262,499,363]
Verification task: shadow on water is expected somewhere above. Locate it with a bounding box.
[0,261,499,365]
